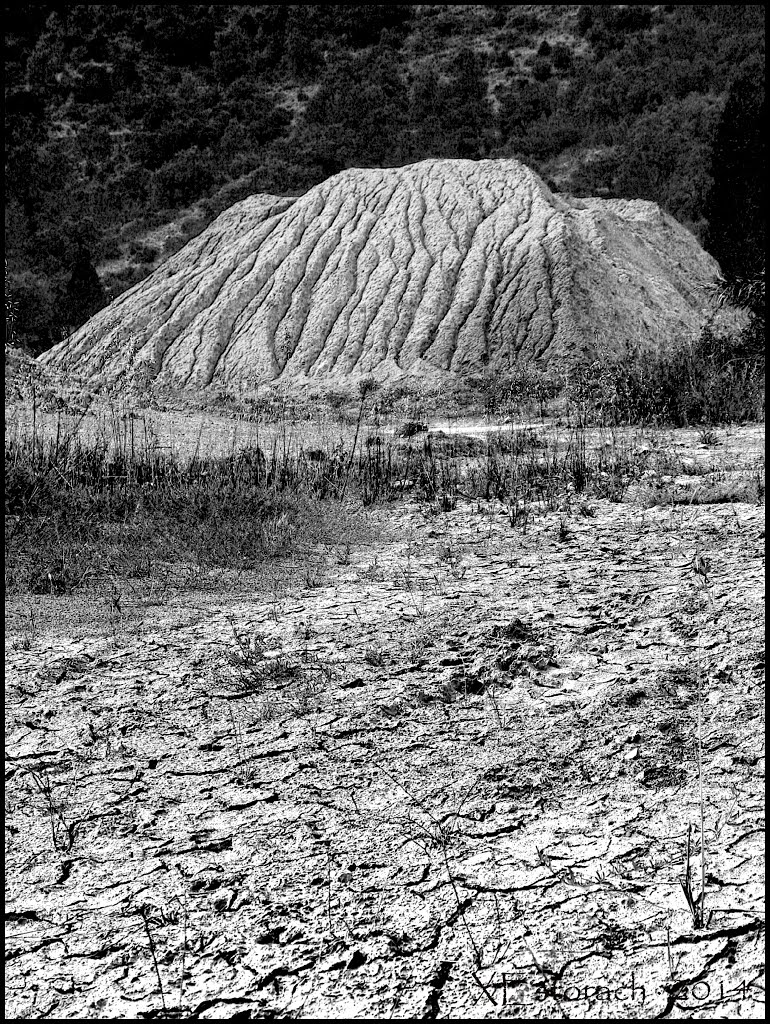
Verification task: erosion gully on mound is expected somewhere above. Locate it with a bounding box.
[5,427,765,1020]
[40,158,720,388]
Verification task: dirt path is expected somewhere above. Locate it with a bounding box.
[5,484,765,1018]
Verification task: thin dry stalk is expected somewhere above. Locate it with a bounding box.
[138,905,168,1013]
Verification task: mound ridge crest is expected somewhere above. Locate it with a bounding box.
[42,158,720,386]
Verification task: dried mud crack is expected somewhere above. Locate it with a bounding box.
[5,436,765,1019]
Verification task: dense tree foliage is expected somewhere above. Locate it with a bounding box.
[4,4,765,351]
[705,53,765,282]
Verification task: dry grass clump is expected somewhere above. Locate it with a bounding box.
[6,315,764,598]
[4,416,365,597]
[564,320,764,427]
[7,397,762,597]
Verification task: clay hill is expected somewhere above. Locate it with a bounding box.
[40,159,721,387]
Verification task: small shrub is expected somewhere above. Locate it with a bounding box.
[582,323,765,427]
[394,420,428,439]
[4,427,361,595]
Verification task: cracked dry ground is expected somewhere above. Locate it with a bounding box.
[6,474,765,1018]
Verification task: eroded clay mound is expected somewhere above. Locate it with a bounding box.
[41,159,721,386]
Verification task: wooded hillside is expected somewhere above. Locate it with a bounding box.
[4,4,765,352]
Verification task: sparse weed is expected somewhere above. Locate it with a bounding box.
[364,646,386,667]
[557,516,571,542]
[436,541,467,578]
[4,412,368,596]
[5,350,763,603]
[681,824,708,929]
[135,899,191,1018]
[11,606,38,651]
[217,622,335,726]
[302,562,327,589]
[698,427,720,446]
[335,540,353,565]
[19,763,82,853]
[374,760,495,968]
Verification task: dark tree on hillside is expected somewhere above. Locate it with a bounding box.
[616,94,719,237]
[335,5,413,47]
[447,47,492,158]
[65,245,106,330]
[5,259,19,349]
[498,79,554,142]
[212,24,255,84]
[302,48,409,170]
[408,63,444,156]
[407,48,492,160]
[705,54,765,282]
[283,7,324,79]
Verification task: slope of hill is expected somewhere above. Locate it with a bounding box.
[40,158,721,386]
[5,5,764,353]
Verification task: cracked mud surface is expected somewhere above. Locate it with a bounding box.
[5,428,765,1019]
[41,158,720,386]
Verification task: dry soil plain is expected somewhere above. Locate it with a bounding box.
[5,401,766,1020]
